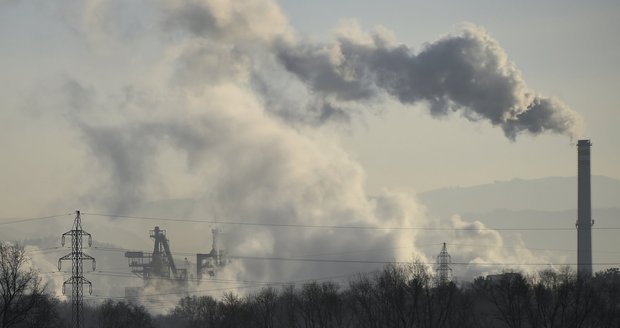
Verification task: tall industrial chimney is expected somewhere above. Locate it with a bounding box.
[577,139,593,277]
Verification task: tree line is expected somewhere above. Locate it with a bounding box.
[1,243,619,328]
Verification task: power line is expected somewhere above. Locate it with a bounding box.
[0,213,72,225]
[84,246,620,272]
[24,243,620,258]
[86,245,620,267]
[85,271,370,301]
[29,244,620,285]
[90,270,328,286]
[25,247,64,254]
[82,212,620,231]
[230,255,620,267]
[88,244,620,259]
[2,211,620,232]
[444,243,620,254]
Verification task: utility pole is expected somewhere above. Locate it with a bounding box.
[58,210,96,328]
[436,242,453,285]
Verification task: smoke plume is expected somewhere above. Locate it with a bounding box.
[0,0,574,309]
[277,24,581,139]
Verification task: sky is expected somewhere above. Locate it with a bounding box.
[0,0,619,303]
[279,0,620,192]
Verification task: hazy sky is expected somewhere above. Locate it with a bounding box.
[1,1,618,214]
[0,0,618,296]
[279,0,620,192]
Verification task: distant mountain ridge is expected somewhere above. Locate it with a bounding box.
[417,175,620,218]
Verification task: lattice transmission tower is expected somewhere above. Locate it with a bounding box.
[436,242,453,285]
[58,210,96,328]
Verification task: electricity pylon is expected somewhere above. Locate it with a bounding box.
[58,210,96,328]
[436,242,453,285]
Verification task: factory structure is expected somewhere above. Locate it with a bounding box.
[121,139,594,297]
[124,226,188,283]
[124,226,227,297]
[196,228,226,280]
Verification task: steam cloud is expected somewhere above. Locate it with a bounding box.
[277,24,581,140]
[0,0,571,307]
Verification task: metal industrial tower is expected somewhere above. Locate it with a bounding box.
[197,228,226,280]
[577,140,594,277]
[436,242,453,285]
[125,226,187,282]
[58,210,96,328]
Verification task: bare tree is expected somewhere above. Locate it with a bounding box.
[347,274,380,328]
[405,260,432,328]
[0,243,45,328]
[473,271,530,328]
[251,287,278,328]
[278,285,300,328]
[375,264,410,328]
[219,292,247,328]
[528,268,571,328]
[97,300,153,328]
[299,281,345,328]
[16,294,62,328]
[171,295,219,327]
[592,268,620,328]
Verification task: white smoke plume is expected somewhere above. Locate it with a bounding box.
[0,0,571,311]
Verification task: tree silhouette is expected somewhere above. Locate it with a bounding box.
[0,244,45,328]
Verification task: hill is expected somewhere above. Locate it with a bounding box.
[417,175,620,218]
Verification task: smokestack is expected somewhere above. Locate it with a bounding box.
[577,139,593,277]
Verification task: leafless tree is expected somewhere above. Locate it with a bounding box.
[17,294,61,328]
[251,287,278,328]
[219,292,247,328]
[374,265,409,328]
[406,260,433,328]
[171,295,219,327]
[299,281,345,328]
[97,300,153,328]
[592,268,620,328]
[347,274,380,328]
[473,271,530,328]
[528,268,571,328]
[277,285,300,328]
[0,243,45,328]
